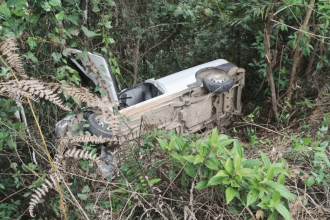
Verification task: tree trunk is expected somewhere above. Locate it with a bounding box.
[286,0,315,102]
[133,38,140,84]
[264,13,279,123]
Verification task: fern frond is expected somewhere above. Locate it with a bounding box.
[61,83,102,106]
[0,38,28,78]
[67,134,118,145]
[98,105,120,134]
[0,80,71,111]
[0,91,29,103]
[29,173,60,217]
[64,148,101,162]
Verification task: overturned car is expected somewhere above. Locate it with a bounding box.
[55,49,245,141]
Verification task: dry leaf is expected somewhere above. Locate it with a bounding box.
[256,210,264,220]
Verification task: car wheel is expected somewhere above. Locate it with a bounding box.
[87,113,113,138]
[203,72,234,93]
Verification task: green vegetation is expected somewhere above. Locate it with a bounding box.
[1,0,330,219]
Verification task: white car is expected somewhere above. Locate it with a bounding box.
[55,49,245,139]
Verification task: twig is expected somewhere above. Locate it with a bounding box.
[109,191,113,220]
[140,27,177,59]
[282,0,302,26]
[140,22,188,35]
[162,162,187,197]
[271,19,330,41]
[239,117,289,137]
[61,176,90,220]
[0,186,28,203]
[245,205,257,220]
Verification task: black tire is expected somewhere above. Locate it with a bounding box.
[203,72,233,93]
[87,113,113,138]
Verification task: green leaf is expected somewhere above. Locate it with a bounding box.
[156,138,168,151]
[211,128,218,145]
[266,165,275,180]
[168,138,175,151]
[217,139,234,148]
[183,155,195,163]
[210,158,222,168]
[224,158,233,175]
[106,37,115,43]
[242,159,263,168]
[277,173,285,184]
[265,181,293,201]
[82,185,90,193]
[275,203,292,220]
[49,0,61,6]
[232,141,243,157]
[67,14,79,25]
[28,163,37,171]
[272,191,281,202]
[260,152,271,168]
[204,160,219,170]
[27,38,37,50]
[106,0,116,6]
[55,11,64,21]
[225,187,235,204]
[199,144,207,156]
[215,170,228,177]
[26,52,38,62]
[195,180,208,189]
[204,8,213,16]
[246,189,258,206]
[6,139,16,148]
[170,151,185,163]
[319,126,328,132]
[207,176,223,186]
[184,164,196,178]
[240,168,258,177]
[41,2,51,11]
[7,0,24,7]
[81,26,99,38]
[148,178,161,185]
[51,52,62,63]
[303,138,312,145]
[66,26,80,36]
[173,7,183,17]
[77,193,88,200]
[62,48,71,57]
[194,155,204,164]
[234,154,242,170]
[99,64,106,72]
[311,141,321,148]
[293,142,311,151]
[257,201,269,210]
[267,212,278,220]
[1,2,11,17]
[304,177,315,187]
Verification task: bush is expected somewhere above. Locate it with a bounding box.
[111,128,293,219]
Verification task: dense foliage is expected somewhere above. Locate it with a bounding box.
[1,0,330,219]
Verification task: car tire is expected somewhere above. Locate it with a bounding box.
[203,72,234,93]
[87,113,113,138]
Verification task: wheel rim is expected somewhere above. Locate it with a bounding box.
[97,118,111,131]
[209,74,228,83]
